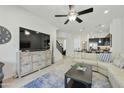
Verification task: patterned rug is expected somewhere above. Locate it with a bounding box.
[23,71,111,88]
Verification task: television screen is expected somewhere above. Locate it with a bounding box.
[20,41,31,49]
[20,27,50,51]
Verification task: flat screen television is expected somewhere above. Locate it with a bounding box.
[20,27,50,51]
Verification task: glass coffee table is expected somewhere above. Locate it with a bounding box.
[65,63,92,88]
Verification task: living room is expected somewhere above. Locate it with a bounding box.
[0,2,124,91]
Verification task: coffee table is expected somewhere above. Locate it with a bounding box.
[65,63,92,88]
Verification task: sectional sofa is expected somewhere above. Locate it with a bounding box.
[73,53,124,88]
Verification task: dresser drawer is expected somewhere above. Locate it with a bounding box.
[32,54,41,62]
[45,59,51,66]
[21,63,32,75]
[39,61,46,69]
[32,62,40,71]
[20,55,31,63]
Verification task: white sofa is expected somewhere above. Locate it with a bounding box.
[73,53,124,88]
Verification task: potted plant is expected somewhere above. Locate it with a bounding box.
[76,63,87,71]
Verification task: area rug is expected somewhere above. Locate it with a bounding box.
[23,72,64,88]
[23,71,111,88]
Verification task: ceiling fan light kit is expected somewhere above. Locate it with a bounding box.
[68,12,77,21]
[55,5,93,24]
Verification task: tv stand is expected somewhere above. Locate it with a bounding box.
[16,49,52,78]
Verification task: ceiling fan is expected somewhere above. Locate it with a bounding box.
[54,5,93,24]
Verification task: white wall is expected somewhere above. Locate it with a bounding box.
[74,37,81,50]
[57,31,85,57]
[51,30,63,62]
[0,6,62,79]
[110,17,124,53]
[66,33,74,57]
[66,32,88,57]
[57,31,68,39]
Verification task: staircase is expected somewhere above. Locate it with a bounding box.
[56,40,66,55]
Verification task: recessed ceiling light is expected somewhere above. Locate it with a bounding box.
[104,10,109,14]
[25,30,30,35]
[101,25,105,27]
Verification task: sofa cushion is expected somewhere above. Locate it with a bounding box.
[120,60,124,68]
[113,57,124,68]
[98,61,108,70]
[98,68,108,76]
[83,53,97,61]
[73,58,97,66]
[73,56,124,87]
[108,64,124,87]
[82,59,97,67]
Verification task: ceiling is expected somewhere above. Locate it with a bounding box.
[20,5,124,33]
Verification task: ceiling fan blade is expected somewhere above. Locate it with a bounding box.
[55,15,67,17]
[78,7,93,15]
[69,5,74,10]
[76,17,83,23]
[64,19,69,24]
